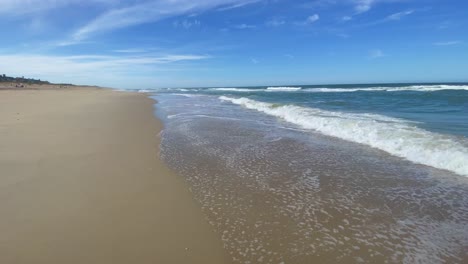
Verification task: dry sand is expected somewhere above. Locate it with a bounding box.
[0,87,230,263]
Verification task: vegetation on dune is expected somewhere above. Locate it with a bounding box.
[0,74,50,85]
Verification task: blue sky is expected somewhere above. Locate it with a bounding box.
[0,0,466,88]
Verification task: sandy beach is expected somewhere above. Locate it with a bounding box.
[0,87,230,264]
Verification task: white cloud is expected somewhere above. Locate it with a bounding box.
[217,0,259,11]
[251,58,259,64]
[369,49,385,58]
[356,8,415,27]
[266,18,286,27]
[345,0,409,20]
[55,40,92,47]
[307,14,320,23]
[342,16,353,21]
[72,0,259,40]
[304,0,390,14]
[386,10,414,20]
[173,19,201,29]
[0,0,114,15]
[336,0,372,21]
[436,21,452,30]
[354,0,375,13]
[300,0,337,9]
[113,49,149,53]
[433,41,461,46]
[296,14,320,26]
[0,53,210,84]
[234,24,256,29]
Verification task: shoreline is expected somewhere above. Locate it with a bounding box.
[0,88,230,263]
[154,91,468,263]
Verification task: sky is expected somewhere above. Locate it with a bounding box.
[0,0,466,88]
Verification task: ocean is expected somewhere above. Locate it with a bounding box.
[142,83,468,263]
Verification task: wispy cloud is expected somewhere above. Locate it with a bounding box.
[251,58,259,64]
[0,53,210,82]
[337,33,350,38]
[217,0,259,11]
[433,41,462,46]
[436,21,453,30]
[369,49,385,59]
[173,19,201,29]
[266,18,286,27]
[386,10,414,20]
[295,14,320,26]
[234,24,256,29]
[336,0,373,21]
[354,0,375,13]
[0,0,113,15]
[345,0,406,20]
[306,14,320,23]
[302,0,376,14]
[72,0,259,41]
[356,9,415,27]
[113,48,149,53]
[342,16,353,22]
[55,39,95,47]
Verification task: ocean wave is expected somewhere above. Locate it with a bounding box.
[206,85,468,94]
[210,88,262,92]
[175,93,202,98]
[266,86,302,91]
[304,85,468,93]
[137,89,152,93]
[219,96,468,177]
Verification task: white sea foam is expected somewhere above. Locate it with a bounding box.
[208,85,468,93]
[211,88,262,92]
[175,93,202,98]
[304,85,468,93]
[266,86,302,91]
[219,96,468,177]
[137,89,152,93]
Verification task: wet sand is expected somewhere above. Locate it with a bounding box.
[0,88,230,264]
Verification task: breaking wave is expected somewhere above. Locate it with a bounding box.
[210,88,263,92]
[205,85,468,93]
[137,89,153,93]
[219,96,468,177]
[304,85,468,93]
[266,86,302,91]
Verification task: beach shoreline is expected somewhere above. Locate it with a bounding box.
[154,90,468,263]
[0,87,230,263]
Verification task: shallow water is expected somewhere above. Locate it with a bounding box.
[151,86,468,263]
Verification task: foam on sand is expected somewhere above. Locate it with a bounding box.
[220,96,468,177]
